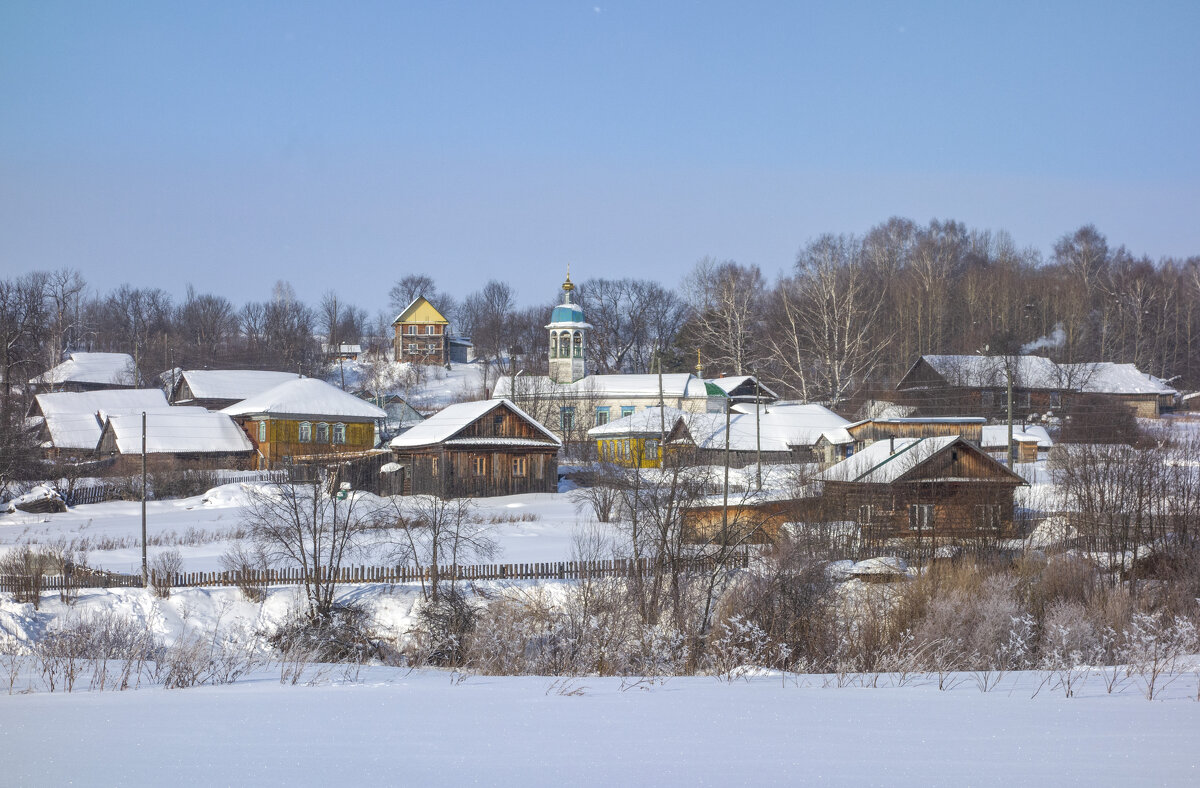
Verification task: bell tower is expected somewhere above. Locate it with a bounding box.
[546,266,591,384]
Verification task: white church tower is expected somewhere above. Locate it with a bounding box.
[547,267,591,384]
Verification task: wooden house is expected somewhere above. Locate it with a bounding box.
[221,378,387,469]
[980,425,1052,464]
[169,369,302,410]
[389,399,561,498]
[97,408,255,473]
[896,354,1176,419]
[392,297,451,365]
[29,388,169,459]
[30,352,137,393]
[815,436,1026,542]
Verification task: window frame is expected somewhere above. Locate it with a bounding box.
[332,422,346,445]
[559,406,575,432]
[512,456,527,477]
[298,421,312,443]
[315,422,329,443]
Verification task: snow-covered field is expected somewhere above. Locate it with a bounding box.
[0,484,588,573]
[1,665,1198,787]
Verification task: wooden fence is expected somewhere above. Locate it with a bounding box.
[0,553,751,595]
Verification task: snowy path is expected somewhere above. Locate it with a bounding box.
[2,669,1198,786]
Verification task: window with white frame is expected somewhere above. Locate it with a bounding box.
[332,423,346,445]
[316,422,329,443]
[298,421,312,443]
[258,421,267,442]
[909,504,934,532]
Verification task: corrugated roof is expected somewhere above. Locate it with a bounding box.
[816,436,959,484]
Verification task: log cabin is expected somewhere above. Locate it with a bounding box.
[392,296,451,365]
[815,435,1026,543]
[389,398,561,498]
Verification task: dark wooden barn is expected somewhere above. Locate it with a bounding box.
[388,399,561,498]
[815,435,1026,545]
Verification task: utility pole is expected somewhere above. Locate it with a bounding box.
[1007,358,1015,467]
[753,369,762,491]
[141,410,148,587]
[657,348,665,464]
[721,398,731,540]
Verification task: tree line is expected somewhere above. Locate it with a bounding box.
[4,218,1199,418]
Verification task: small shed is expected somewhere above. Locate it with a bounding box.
[389,398,560,498]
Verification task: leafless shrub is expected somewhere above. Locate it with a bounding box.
[219,541,271,602]
[149,548,183,598]
[0,545,55,607]
[1123,611,1198,700]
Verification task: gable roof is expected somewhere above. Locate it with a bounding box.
[101,408,254,454]
[816,435,1024,485]
[901,355,1177,396]
[392,296,449,326]
[221,378,387,420]
[31,352,136,387]
[175,370,303,403]
[390,398,560,448]
[33,389,170,450]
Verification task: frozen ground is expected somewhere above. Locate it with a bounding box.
[1,666,1198,787]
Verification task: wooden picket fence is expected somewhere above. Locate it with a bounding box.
[0,571,144,595]
[1,553,751,595]
[160,553,750,588]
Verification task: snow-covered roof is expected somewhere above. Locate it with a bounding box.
[221,378,387,420]
[177,370,303,403]
[980,424,1053,449]
[816,436,960,484]
[1067,362,1177,396]
[494,373,709,400]
[687,403,851,452]
[41,413,106,450]
[908,355,1177,396]
[390,398,560,448]
[322,344,363,355]
[819,428,855,445]
[34,389,170,450]
[913,354,1064,390]
[102,408,254,455]
[32,352,136,387]
[588,406,689,438]
[35,388,168,418]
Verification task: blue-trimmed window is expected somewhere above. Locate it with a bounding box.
[298,422,312,443]
[621,406,635,418]
[560,407,575,432]
[594,406,610,426]
[333,423,346,445]
[316,422,329,443]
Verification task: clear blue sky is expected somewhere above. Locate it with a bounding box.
[2,1,1197,313]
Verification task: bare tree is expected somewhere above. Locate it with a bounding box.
[240,477,378,619]
[385,495,496,601]
[682,258,765,375]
